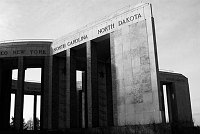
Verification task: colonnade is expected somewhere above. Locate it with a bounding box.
[0,56,52,130]
[0,37,117,130]
[51,38,115,129]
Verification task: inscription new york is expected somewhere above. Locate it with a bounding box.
[0,48,48,57]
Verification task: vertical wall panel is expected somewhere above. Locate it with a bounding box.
[111,20,161,125]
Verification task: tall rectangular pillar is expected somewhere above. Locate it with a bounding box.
[0,60,3,130]
[86,41,99,127]
[98,62,107,126]
[41,56,52,130]
[82,71,86,128]
[58,57,67,129]
[66,49,77,128]
[33,95,37,130]
[106,62,114,126]
[14,57,25,130]
[110,32,118,126]
[51,56,59,129]
[159,82,166,123]
[0,61,12,130]
[52,56,66,129]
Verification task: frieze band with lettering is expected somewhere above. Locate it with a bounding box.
[52,3,150,54]
[0,47,49,57]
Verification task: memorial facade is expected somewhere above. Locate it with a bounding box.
[0,3,193,131]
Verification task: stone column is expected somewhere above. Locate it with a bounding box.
[51,56,59,129]
[33,94,37,130]
[0,61,12,130]
[41,56,52,130]
[58,57,67,129]
[78,90,81,127]
[166,83,178,123]
[52,56,66,129]
[82,71,86,128]
[106,62,114,126]
[110,32,118,126]
[66,49,77,128]
[14,57,25,130]
[159,82,166,123]
[86,41,99,127]
[0,61,3,130]
[98,62,107,127]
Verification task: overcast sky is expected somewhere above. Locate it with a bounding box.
[1,0,200,125]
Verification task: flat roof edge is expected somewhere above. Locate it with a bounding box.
[159,71,188,79]
[0,39,53,44]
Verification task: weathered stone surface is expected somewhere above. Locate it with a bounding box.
[110,20,160,125]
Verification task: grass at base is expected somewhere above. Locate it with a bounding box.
[1,123,200,134]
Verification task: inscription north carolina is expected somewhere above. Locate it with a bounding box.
[53,13,142,53]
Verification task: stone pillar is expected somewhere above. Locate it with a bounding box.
[110,32,118,126]
[166,83,178,123]
[174,80,193,124]
[58,57,66,129]
[14,57,25,130]
[86,41,99,127]
[41,56,52,130]
[0,61,12,130]
[159,82,166,123]
[33,94,37,130]
[106,62,114,126]
[78,90,82,127]
[98,62,107,126]
[52,56,66,129]
[0,61,3,130]
[45,56,66,129]
[82,71,86,128]
[66,49,77,128]
[51,56,59,129]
